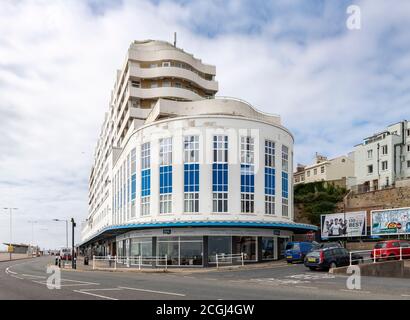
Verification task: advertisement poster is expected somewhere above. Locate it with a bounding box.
[321,211,366,238]
[371,207,410,236]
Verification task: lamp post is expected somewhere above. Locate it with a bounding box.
[52,219,68,249]
[28,220,38,255]
[71,218,76,269]
[4,208,18,261]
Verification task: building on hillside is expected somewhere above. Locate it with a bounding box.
[79,40,317,267]
[353,120,410,193]
[293,153,355,189]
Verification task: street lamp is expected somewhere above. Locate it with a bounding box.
[28,220,38,254]
[4,207,18,261]
[52,219,68,249]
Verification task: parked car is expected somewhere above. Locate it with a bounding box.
[304,247,363,271]
[371,240,410,261]
[318,242,343,249]
[285,242,319,263]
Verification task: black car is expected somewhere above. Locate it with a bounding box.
[304,247,363,271]
[318,242,343,249]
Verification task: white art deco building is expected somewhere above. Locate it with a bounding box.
[79,40,317,266]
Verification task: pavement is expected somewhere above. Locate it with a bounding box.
[0,253,33,262]
[1,256,410,300]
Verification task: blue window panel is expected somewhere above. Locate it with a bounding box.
[160,165,173,194]
[240,164,254,194]
[141,169,151,197]
[184,163,199,193]
[265,167,275,195]
[282,172,289,198]
[131,174,136,200]
[212,163,228,192]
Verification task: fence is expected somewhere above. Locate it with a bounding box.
[349,246,410,265]
[215,253,244,269]
[92,255,168,271]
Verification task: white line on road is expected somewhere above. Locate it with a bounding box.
[10,275,24,280]
[118,286,186,297]
[295,286,318,290]
[340,289,371,294]
[401,294,410,297]
[22,274,46,279]
[5,267,17,275]
[73,290,118,300]
[80,288,122,292]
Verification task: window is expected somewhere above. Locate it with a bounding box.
[162,81,171,87]
[282,145,289,217]
[130,148,136,218]
[407,145,410,152]
[162,61,171,67]
[150,82,158,88]
[367,149,373,159]
[314,168,317,175]
[241,137,255,213]
[184,192,199,213]
[159,133,173,215]
[321,166,325,174]
[159,137,172,166]
[367,165,373,174]
[265,140,275,215]
[382,161,388,171]
[213,136,228,213]
[306,170,310,177]
[141,142,151,216]
[265,140,275,167]
[184,136,199,163]
[159,194,172,214]
[174,82,182,88]
[131,80,140,88]
[407,160,410,168]
[150,63,158,68]
[184,136,199,213]
[407,129,410,136]
[382,145,388,155]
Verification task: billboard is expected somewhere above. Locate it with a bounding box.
[371,207,410,236]
[321,211,366,238]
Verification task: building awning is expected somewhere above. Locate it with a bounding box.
[78,220,318,247]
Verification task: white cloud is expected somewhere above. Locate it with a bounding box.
[0,0,409,249]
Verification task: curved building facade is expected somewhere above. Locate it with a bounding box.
[80,40,316,266]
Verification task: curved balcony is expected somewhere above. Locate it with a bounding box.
[129,86,203,101]
[128,48,216,76]
[129,65,218,92]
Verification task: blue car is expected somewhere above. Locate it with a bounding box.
[285,242,318,263]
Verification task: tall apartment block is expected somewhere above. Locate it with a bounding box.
[80,40,316,267]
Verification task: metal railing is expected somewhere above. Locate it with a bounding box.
[92,255,168,271]
[349,246,410,265]
[215,253,245,269]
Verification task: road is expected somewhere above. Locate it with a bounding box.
[1,256,410,300]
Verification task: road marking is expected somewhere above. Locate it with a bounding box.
[5,267,17,275]
[203,278,217,281]
[183,276,195,279]
[340,289,371,294]
[73,290,118,300]
[401,294,410,297]
[118,286,186,297]
[22,274,46,279]
[32,278,100,287]
[10,275,24,280]
[80,288,122,292]
[295,286,318,290]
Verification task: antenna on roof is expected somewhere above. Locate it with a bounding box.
[173,32,177,47]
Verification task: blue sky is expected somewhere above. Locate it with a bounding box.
[0,0,409,249]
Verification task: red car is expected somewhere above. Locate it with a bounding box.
[371,240,410,261]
